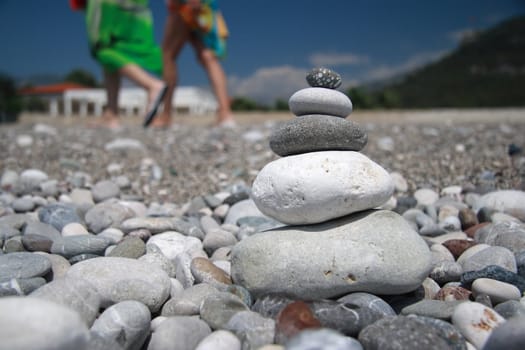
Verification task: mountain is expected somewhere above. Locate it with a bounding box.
[379,15,525,108]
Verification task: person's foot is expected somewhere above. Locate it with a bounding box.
[216,117,237,129]
[86,113,122,130]
[143,82,168,128]
[150,112,173,129]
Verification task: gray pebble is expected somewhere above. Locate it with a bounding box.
[306,67,342,89]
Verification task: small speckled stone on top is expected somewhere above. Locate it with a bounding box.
[306,67,342,89]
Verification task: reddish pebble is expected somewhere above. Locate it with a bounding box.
[275,301,321,344]
[442,239,477,259]
[435,286,472,301]
[464,222,490,238]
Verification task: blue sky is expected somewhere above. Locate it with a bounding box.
[1,0,524,103]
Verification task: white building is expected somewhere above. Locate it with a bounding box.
[62,86,218,117]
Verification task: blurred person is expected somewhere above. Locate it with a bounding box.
[79,0,167,128]
[153,0,235,128]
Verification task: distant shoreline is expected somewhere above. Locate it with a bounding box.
[17,107,525,127]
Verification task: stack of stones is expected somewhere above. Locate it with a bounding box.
[231,68,433,300]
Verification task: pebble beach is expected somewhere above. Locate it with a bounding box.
[1,106,525,350]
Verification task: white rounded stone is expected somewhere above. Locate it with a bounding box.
[452,302,505,349]
[471,278,521,304]
[473,190,525,221]
[61,222,89,237]
[251,151,394,225]
[414,188,439,206]
[231,210,432,299]
[0,296,89,350]
[195,330,241,350]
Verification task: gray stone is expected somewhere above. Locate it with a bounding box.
[224,199,268,226]
[494,300,525,319]
[148,316,211,350]
[407,315,467,350]
[30,276,101,326]
[461,265,525,293]
[175,252,195,288]
[51,235,112,258]
[1,169,18,190]
[162,283,219,316]
[195,330,241,350]
[429,261,463,285]
[3,235,25,253]
[146,231,203,261]
[251,294,295,319]
[231,210,431,299]
[289,87,352,118]
[200,292,249,330]
[66,257,171,312]
[0,296,89,350]
[358,316,450,350]
[473,190,525,221]
[475,221,525,255]
[91,180,121,203]
[461,246,517,273]
[0,251,51,280]
[19,169,49,192]
[0,213,35,230]
[401,300,465,320]
[0,277,46,296]
[22,220,61,241]
[483,315,525,350]
[138,245,177,278]
[21,233,53,252]
[287,328,362,350]
[269,115,367,157]
[337,292,396,317]
[251,152,394,225]
[203,228,237,254]
[225,310,275,350]
[43,253,72,280]
[471,278,521,304]
[85,201,135,233]
[12,197,35,212]
[306,67,342,89]
[0,223,19,240]
[107,236,146,258]
[91,300,151,350]
[311,300,384,337]
[104,138,145,152]
[87,333,124,350]
[121,217,204,239]
[38,203,82,231]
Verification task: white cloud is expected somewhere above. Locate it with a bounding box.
[229,65,307,104]
[309,52,369,67]
[364,50,448,81]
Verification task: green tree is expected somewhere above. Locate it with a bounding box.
[273,98,289,111]
[0,72,22,123]
[376,89,401,109]
[64,68,99,87]
[231,96,260,111]
[346,87,376,109]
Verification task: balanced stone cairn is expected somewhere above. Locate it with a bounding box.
[231,68,432,299]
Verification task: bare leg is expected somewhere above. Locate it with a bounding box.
[193,44,234,125]
[90,69,121,129]
[119,64,165,111]
[157,12,189,127]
